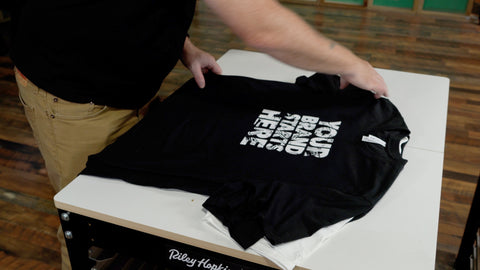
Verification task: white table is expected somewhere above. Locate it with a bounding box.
[54,49,450,270]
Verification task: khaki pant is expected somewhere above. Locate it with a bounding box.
[15,68,146,269]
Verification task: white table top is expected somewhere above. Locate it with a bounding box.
[54,49,449,270]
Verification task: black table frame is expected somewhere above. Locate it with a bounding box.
[454,173,480,270]
[58,209,278,270]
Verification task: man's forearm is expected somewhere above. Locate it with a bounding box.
[203,0,361,76]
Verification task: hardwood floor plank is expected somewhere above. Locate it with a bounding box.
[0,139,46,173]
[0,166,54,201]
[0,202,60,269]
[443,159,480,177]
[443,171,480,185]
[0,186,56,215]
[435,249,457,270]
[0,219,59,252]
[0,249,59,270]
[437,231,463,254]
[444,143,480,167]
[441,178,477,206]
[0,201,59,234]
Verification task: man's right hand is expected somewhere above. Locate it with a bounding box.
[339,59,389,99]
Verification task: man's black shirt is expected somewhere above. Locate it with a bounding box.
[10,1,196,109]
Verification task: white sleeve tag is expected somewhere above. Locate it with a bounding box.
[362,134,386,147]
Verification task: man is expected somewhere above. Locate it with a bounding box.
[9,0,388,269]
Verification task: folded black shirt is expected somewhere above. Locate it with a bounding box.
[82,73,410,249]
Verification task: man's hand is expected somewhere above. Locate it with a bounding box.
[339,59,389,99]
[181,37,222,88]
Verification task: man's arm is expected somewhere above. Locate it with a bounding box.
[203,0,387,98]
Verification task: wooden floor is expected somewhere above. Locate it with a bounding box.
[1,2,479,269]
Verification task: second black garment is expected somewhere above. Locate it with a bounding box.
[82,73,410,249]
